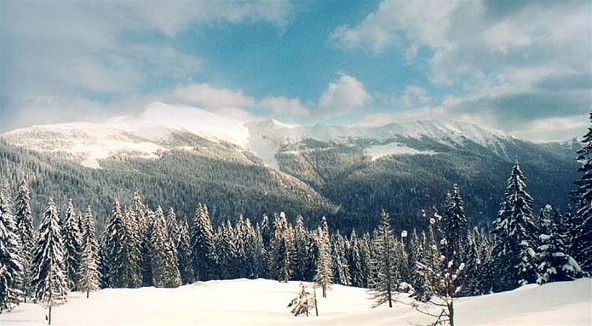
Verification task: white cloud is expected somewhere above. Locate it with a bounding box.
[318,74,371,116]
[259,96,310,116]
[172,84,256,109]
[331,0,457,53]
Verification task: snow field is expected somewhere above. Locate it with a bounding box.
[2,278,590,325]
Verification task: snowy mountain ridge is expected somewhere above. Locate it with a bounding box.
[3,102,514,169]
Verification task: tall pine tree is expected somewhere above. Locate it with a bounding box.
[78,208,100,298]
[102,200,142,288]
[190,203,216,281]
[369,210,399,308]
[314,217,333,297]
[31,199,68,325]
[491,162,539,291]
[0,186,23,312]
[62,199,82,290]
[574,112,592,273]
[14,180,35,302]
[150,207,181,288]
[442,184,467,261]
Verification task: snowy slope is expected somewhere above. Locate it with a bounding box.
[2,101,513,169]
[2,278,590,325]
[2,103,249,169]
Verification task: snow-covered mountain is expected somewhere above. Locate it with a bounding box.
[0,102,578,230]
[2,102,514,169]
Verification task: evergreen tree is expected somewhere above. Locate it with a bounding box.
[78,208,100,298]
[461,227,493,296]
[14,179,35,302]
[62,199,82,290]
[176,220,194,284]
[0,186,23,312]
[291,215,311,281]
[314,217,333,297]
[269,212,293,282]
[102,200,142,288]
[574,112,592,272]
[31,199,68,324]
[491,162,539,291]
[537,206,583,284]
[165,207,179,248]
[287,282,317,317]
[369,210,399,308]
[331,231,351,286]
[150,207,181,288]
[349,230,368,288]
[141,209,155,287]
[252,223,268,279]
[442,184,467,261]
[214,221,237,280]
[190,203,216,281]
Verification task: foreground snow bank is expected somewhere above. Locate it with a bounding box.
[2,278,590,325]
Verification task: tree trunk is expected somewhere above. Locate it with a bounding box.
[314,286,319,317]
[387,281,393,308]
[449,300,454,326]
[48,305,52,325]
[86,289,89,299]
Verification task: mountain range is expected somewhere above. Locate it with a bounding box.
[0,102,581,232]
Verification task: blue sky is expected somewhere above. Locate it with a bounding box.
[1,0,590,141]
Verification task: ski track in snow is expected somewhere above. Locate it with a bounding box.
[2,278,590,325]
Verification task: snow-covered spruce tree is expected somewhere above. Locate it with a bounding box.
[234,216,247,278]
[102,200,142,288]
[369,210,402,308]
[150,207,181,288]
[62,199,82,290]
[314,217,333,298]
[537,206,583,284]
[574,112,592,273]
[214,221,238,280]
[461,227,493,296]
[269,212,294,282]
[129,193,152,287]
[349,230,369,288]
[287,282,317,317]
[165,207,178,249]
[253,223,268,279]
[491,162,539,291]
[14,179,35,302]
[331,231,351,286]
[291,215,311,281]
[141,209,155,287]
[190,203,216,281]
[0,186,23,313]
[31,199,68,325]
[442,184,468,261]
[176,220,194,284]
[78,207,100,298]
[241,218,259,279]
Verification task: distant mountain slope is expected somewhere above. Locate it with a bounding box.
[1,102,580,231]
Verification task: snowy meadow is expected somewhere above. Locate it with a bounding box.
[3,278,591,325]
